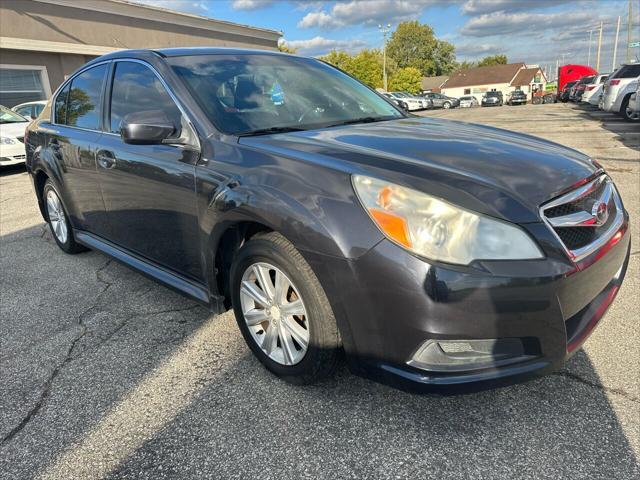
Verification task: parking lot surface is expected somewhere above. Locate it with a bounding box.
[1,102,638,479]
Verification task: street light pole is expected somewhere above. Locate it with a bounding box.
[596,21,603,71]
[613,16,621,71]
[378,23,391,91]
[587,29,593,66]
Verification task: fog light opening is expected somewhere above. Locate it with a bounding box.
[408,338,534,373]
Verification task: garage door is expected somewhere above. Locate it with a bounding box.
[0,66,50,108]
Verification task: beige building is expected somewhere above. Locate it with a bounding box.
[441,63,547,103]
[0,0,281,107]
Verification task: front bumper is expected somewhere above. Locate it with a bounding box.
[0,142,26,166]
[306,215,630,393]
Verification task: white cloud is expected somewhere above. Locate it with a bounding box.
[462,11,598,37]
[455,42,501,57]
[461,0,575,15]
[280,36,368,56]
[231,0,275,10]
[297,0,447,30]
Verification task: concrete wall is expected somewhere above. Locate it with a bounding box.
[0,0,279,51]
[0,49,95,93]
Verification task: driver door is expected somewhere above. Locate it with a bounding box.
[95,60,202,281]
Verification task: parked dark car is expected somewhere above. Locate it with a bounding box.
[571,75,595,102]
[507,89,527,106]
[560,80,579,102]
[25,49,630,392]
[481,91,503,106]
[422,92,459,109]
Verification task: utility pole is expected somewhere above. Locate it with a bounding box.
[588,29,593,66]
[378,23,391,91]
[613,16,621,71]
[627,0,633,62]
[596,21,603,71]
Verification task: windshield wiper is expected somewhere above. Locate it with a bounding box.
[323,116,397,128]
[236,126,306,137]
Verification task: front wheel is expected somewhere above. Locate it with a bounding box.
[230,232,340,384]
[443,101,451,109]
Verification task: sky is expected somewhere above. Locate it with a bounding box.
[133,0,639,75]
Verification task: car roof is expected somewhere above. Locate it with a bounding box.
[89,47,291,64]
[14,100,48,107]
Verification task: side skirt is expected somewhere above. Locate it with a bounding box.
[75,230,213,307]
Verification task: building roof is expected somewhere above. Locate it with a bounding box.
[421,75,449,90]
[511,67,542,86]
[442,63,525,88]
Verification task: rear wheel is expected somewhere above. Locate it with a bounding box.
[43,180,86,254]
[621,95,639,122]
[230,232,340,384]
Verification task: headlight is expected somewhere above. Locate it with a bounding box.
[0,136,17,145]
[352,175,544,265]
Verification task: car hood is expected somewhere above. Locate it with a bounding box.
[239,117,599,223]
[0,121,29,138]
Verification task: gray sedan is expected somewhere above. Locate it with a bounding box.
[422,92,459,109]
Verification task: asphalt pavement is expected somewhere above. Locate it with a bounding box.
[1,102,638,479]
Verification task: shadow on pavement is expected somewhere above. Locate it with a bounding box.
[0,215,638,480]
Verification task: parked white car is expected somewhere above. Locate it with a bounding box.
[582,73,609,105]
[600,62,640,116]
[625,84,640,122]
[0,105,29,166]
[458,95,479,108]
[386,92,427,111]
[12,100,47,120]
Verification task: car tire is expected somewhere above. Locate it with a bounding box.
[443,101,451,109]
[230,231,340,385]
[621,95,639,122]
[43,180,87,254]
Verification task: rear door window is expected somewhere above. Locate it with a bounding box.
[611,64,640,79]
[54,83,70,124]
[65,64,108,129]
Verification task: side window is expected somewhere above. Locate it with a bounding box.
[109,62,181,135]
[15,106,32,118]
[66,64,108,130]
[54,83,70,124]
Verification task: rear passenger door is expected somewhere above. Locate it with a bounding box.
[95,60,202,281]
[48,63,110,236]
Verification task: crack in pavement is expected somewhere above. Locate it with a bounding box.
[0,259,114,445]
[553,371,640,404]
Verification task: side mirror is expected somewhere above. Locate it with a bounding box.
[120,111,177,145]
[121,121,175,145]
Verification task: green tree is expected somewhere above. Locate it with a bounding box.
[433,40,457,75]
[386,21,455,76]
[319,50,353,71]
[476,54,508,67]
[455,60,477,70]
[389,67,423,94]
[347,49,384,88]
[277,42,297,54]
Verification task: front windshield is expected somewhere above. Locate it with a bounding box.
[0,106,27,124]
[169,54,404,135]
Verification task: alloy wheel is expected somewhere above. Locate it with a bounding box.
[625,106,639,121]
[46,189,68,244]
[240,262,310,366]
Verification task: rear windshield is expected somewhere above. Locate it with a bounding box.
[611,64,640,79]
[581,76,595,83]
[168,54,403,135]
[486,91,501,96]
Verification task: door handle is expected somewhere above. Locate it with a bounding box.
[97,150,116,169]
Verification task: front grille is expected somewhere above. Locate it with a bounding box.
[540,174,623,260]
